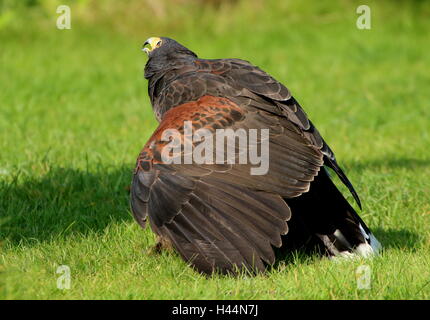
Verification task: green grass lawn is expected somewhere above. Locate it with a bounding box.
[1,0,429,299]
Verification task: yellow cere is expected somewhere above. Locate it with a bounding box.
[143,37,162,54]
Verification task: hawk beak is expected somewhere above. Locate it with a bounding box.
[142,37,162,55]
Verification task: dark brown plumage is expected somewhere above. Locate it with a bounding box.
[131,37,381,274]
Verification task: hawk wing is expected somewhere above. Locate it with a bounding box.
[131,95,324,274]
[152,58,361,207]
[194,58,362,208]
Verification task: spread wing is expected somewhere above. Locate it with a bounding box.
[206,59,362,208]
[131,95,324,274]
[152,58,361,207]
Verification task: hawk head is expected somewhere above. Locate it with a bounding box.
[142,37,197,59]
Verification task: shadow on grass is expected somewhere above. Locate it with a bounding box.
[372,227,422,251]
[1,162,423,257]
[0,166,135,246]
[346,157,430,173]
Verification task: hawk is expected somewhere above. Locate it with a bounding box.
[130,37,381,274]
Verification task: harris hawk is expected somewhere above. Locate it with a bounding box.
[131,37,381,275]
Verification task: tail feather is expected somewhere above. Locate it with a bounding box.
[283,168,381,258]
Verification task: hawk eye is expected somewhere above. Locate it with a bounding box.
[156,40,162,47]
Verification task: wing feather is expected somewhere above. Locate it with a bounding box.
[131,95,321,274]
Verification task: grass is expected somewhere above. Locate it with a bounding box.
[1,0,429,299]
